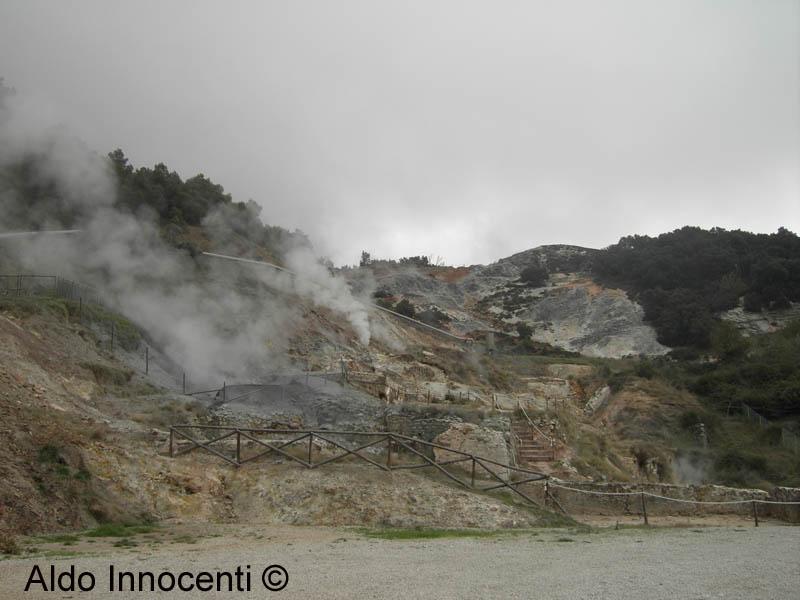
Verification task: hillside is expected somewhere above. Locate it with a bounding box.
[2,135,799,545]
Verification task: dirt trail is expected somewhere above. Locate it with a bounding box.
[1,525,797,599]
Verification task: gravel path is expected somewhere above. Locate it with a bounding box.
[1,526,798,599]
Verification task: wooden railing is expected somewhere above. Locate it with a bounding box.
[518,402,556,460]
[169,425,548,507]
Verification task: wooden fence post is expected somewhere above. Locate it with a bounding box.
[236,430,241,465]
[752,500,759,527]
[640,492,649,526]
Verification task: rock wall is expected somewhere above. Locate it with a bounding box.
[584,386,611,416]
[385,405,509,440]
[721,303,800,336]
[433,422,512,479]
[766,487,800,523]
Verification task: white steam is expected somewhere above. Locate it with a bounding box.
[0,89,372,383]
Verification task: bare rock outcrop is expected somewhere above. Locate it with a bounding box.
[433,422,512,479]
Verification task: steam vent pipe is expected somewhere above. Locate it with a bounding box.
[0,229,83,239]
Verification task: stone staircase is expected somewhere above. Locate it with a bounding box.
[512,419,555,465]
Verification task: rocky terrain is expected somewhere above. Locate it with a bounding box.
[2,239,799,547]
[365,245,668,358]
[0,298,558,539]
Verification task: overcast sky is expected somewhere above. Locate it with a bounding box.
[1,1,798,265]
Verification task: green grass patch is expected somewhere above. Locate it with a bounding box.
[172,535,198,544]
[356,527,531,540]
[0,296,71,320]
[84,523,156,538]
[37,445,63,464]
[79,362,133,386]
[79,303,141,350]
[36,533,80,544]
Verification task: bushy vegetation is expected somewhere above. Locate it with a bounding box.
[359,251,439,268]
[593,226,800,347]
[108,150,309,254]
[0,146,308,259]
[417,306,451,328]
[80,361,134,387]
[519,264,548,287]
[393,298,416,318]
[686,320,800,418]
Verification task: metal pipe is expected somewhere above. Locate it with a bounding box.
[0,229,83,239]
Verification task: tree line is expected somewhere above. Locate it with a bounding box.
[591,226,800,347]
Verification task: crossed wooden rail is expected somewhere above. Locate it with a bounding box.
[169,425,548,507]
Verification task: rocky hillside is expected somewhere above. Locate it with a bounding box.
[365,245,667,358]
[0,297,563,539]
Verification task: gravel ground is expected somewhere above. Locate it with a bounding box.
[1,525,798,599]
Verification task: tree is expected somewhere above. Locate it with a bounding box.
[710,321,749,359]
[418,307,451,328]
[515,322,533,339]
[394,298,416,318]
[519,264,548,287]
[360,251,372,267]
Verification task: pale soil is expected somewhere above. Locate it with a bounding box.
[1,524,798,599]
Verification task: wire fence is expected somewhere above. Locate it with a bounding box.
[741,402,800,454]
[0,274,103,304]
[0,273,209,396]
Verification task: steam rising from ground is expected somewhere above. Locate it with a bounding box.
[0,91,371,383]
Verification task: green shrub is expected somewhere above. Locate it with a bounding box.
[80,362,133,386]
[0,533,20,555]
[37,444,63,464]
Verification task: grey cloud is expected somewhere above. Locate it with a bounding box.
[0,0,797,265]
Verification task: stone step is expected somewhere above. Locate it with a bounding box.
[519,453,554,460]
